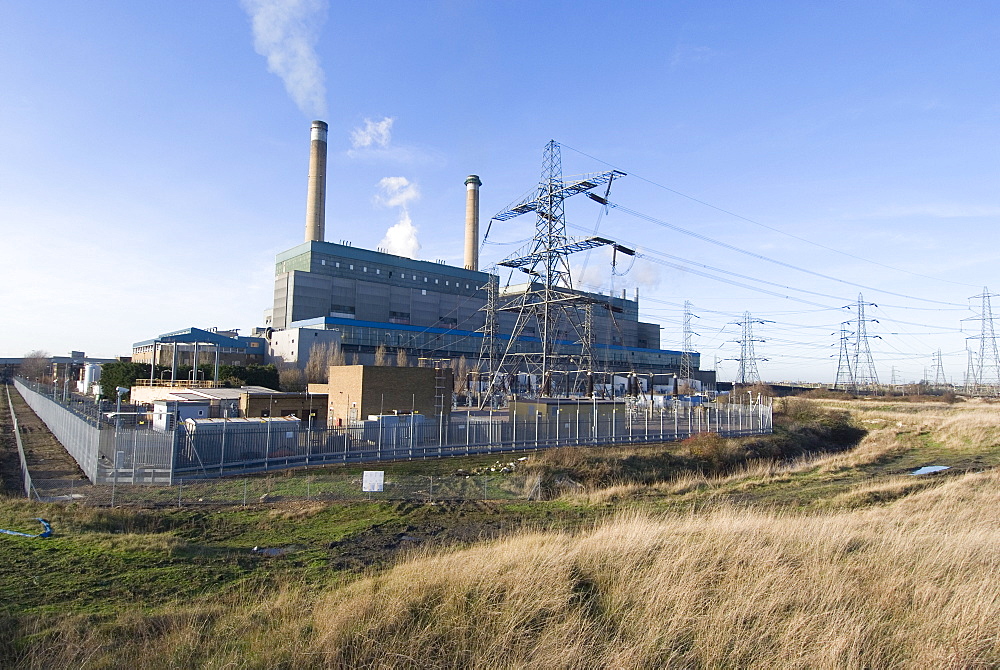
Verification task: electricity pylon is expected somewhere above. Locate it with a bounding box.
[834,294,880,395]
[481,140,629,402]
[932,349,946,390]
[833,322,855,391]
[963,287,1000,396]
[679,301,697,393]
[851,294,881,394]
[730,311,768,385]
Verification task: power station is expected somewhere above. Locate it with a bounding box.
[262,122,714,398]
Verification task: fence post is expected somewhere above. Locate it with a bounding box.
[243,478,248,506]
[177,479,182,507]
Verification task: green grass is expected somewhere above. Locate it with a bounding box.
[3,397,999,650]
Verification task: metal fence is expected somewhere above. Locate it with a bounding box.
[14,378,772,486]
[29,472,537,506]
[5,386,37,498]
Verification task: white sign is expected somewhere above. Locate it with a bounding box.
[362,471,384,492]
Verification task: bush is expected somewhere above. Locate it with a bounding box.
[681,433,745,473]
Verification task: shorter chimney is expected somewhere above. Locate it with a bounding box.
[464,175,482,271]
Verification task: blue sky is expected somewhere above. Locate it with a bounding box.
[2,1,999,384]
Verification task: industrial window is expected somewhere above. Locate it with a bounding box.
[363,266,367,272]
[321,259,326,265]
[445,281,449,286]
[424,277,428,282]
[421,289,427,295]
[434,279,439,284]
[465,284,469,289]
[335,262,340,268]
[376,269,380,275]
[349,264,354,270]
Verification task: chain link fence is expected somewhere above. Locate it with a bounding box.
[29,471,536,506]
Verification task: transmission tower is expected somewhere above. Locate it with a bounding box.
[932,349,946,390]
[730,312,768,385]
[679,301,695,393]
[963,287,1000,396]
[850,294,880,394]
[964,347,977,394]
[481,140,629,403]
[833,322,855,391]
[476,272,501,404]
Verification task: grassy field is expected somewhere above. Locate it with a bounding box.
[1,397,998,667]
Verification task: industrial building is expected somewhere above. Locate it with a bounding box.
[131,327,266,373]
[263,121,713,394]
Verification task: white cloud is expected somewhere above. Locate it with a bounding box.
[241,0,328,118]
[350,117,394,149]
[670,44,714,69]
[375,176,420,208]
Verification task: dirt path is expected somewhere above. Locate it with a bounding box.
[3,385,88,486]
[0,387,24,495]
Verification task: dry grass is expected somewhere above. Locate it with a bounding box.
[307,470,1000,668]
[7,399,1000,668]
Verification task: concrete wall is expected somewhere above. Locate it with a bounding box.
[266,327,342,367]
[241,392,328,425]
[314,365,453,425]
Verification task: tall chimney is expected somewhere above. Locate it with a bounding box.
[304,120,328,243]
[464,174,482,271]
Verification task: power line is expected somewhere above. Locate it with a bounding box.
[560,142,981,289]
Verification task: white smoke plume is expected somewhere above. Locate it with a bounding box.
[376,177,421,258]
[632,257,663,290]
[351,117,394,149]
[379,210,421,259]
[574,246,663,292]
[241,0,328,117]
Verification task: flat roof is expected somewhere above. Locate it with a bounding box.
[276,241,491,282]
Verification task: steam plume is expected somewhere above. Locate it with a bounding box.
[241,0,328,117]
[376,176,421,258]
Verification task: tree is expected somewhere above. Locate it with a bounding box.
[374,344,388,366]
[330,342,346,367]
[278,365,306,392]
[453,356,469,394]
[218,364,280,389]
[19,350,51,381]
[396,347,408,367]
[99,361,156,400]
[305,342,332,383]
